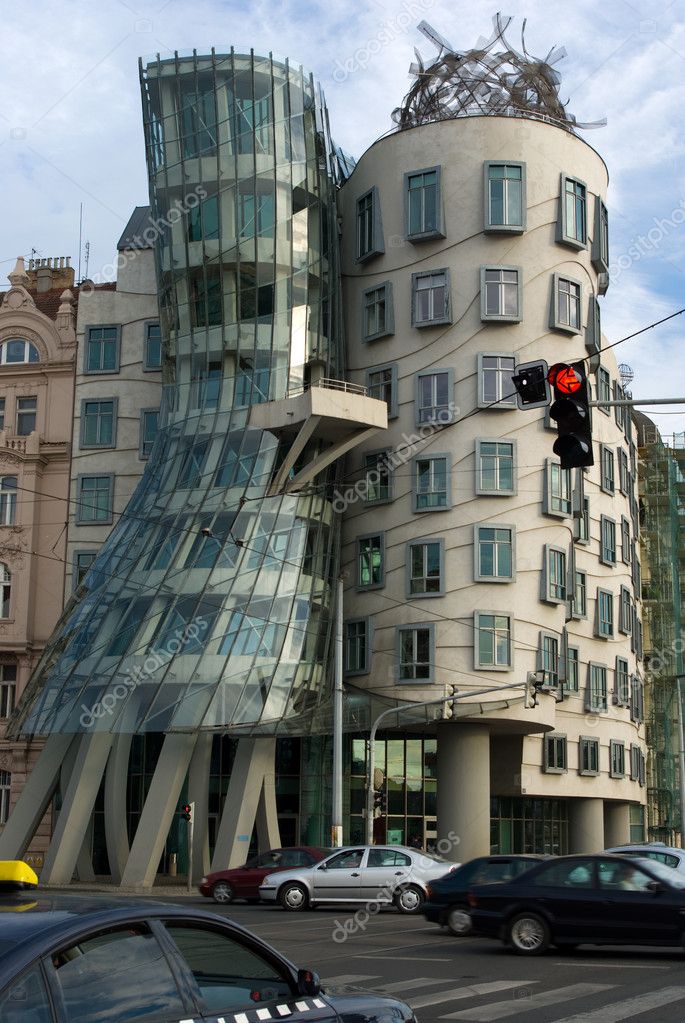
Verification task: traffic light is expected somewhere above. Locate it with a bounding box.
[443,684,457,719]
[182,802,194,824]
[524,672,544,708]
[511,360,551,409]
[548,361,594,469]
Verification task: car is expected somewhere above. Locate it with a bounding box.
[604,842,685,874]
[467,852,685,955]
[199,846,330,904]
[259,844,458,914]
[0,893,417,1023]
[423,854,547,935]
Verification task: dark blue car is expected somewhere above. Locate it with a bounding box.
[0,894,417,1022]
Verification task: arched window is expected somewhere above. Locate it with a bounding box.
[0,477,17,525]
[0,564,10,618]
[0,339,40,365]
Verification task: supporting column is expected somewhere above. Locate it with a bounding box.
[0,734,74,860]
[187,732,213,881]
[211,737,280,871]
[256,740,280,851]
[59,739,95,883]
[568,797,604,853]
[437,723,490,863]
[604,801,631,848]
[104,733,133,883]
[121,732,198,888]
[42,733,114,885]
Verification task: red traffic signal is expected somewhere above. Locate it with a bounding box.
[548,361,594,470]
[547,363,582,395]
[182,803,193,823]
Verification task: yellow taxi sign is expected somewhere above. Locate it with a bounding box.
[0,860,39,890]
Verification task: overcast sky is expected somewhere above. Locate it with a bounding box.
[2,0,684,435]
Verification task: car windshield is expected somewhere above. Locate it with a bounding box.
[632,857,685,889]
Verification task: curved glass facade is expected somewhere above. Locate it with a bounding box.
[12,51,347,737]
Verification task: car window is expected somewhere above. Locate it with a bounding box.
[632,858,685,889]
[367,849,410,868]
[512,860,539,877]
[528,860,595,888]
[598,859,654,891]
[165,923,292,1014]
[325,850,363,869]
[0,965,53,1023]
[252,852,283,868]
[642,851,680,869]
[473,861,519,883]
[51,925,185,1023]
[280,851,313,867]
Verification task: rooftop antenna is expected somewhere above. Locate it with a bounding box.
[77,203,83,282]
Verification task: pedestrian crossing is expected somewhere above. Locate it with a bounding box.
[322,972,685,1021]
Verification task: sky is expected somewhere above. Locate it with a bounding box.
[1,0,684,436]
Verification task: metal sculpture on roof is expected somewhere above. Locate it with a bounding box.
[392,16,606,133]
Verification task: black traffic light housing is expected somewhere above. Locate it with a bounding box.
[182,803,193,824]
[511,359,551,409]
[548,361,594,470]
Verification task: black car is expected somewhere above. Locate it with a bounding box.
[423,854,546,935]
[0,894,416,1023]
[468,853,685,955]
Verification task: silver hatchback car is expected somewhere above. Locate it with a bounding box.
[259,844,458,913]
[604,842,685,874]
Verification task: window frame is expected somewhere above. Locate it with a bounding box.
[478,352,517,409]
[413,453,452,513]
[0,663,17,719]
[79,397,118,450]
[411,268,452,328]
[84,324,121,375]
[139,407,160,460]
[566,645,580,692]
[596,588,614,639]
[365,363,398,419]
[356,185,384,263]
[475,438,516,496]
[557,173,588,249]
[356,532,385,591]
[592,195,609,274]
[579,736,600,776]
[407,537,445,598]
[600,444,615,494]
[621,517,631,565]
[543,733,567,774]
[415,368,454,425]
[550,273,582,334]
[474,610,513,671]
[363,448,393,505]
[344,617,372,676]
[614,656,630,707]
[609,740,625,779]
[586,295,601,355]
[572,569,588,620]
[16,395,37,436]
[0,476,17,526]
[76,473,115,525]
[586,662,608,713]
[361,281,394,342]
[574,495,591,544]
[396,622,435,684]
[600,515,617,566]
[538,630,560,688]
[143,321,163,371]
[541,544,567,604]
[73,549,98,591]
[480,265,523,322]
[474,524,515,583]
[484,160,526,233]
[544,460,572,518]
[619,585,632,635]
[404,165,444,241]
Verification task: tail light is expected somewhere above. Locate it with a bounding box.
[468,893,478,908]
[426,884,433,899]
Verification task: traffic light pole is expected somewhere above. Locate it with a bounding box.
[587,398,685,407]
[364,679,541,845]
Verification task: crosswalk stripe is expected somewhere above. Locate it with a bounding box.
[549,985,685,1022]
[440,982,613,1020]
[381,978,452,994]
[410,981,538,1010]
[322,974,377,986]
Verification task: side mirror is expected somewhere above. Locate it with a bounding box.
[317,863,328,871]
[297,969,321,996]
[647,880,664,893]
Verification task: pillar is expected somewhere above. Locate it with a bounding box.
[568,797,604,852]
[104,733,133,883]
[187,732,213,881]
[0,734,73,860]
[436,723,490,863]
[604,801,631,847]
[211,737,280,871]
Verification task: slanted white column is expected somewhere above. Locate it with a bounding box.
[104,733,133,883]
[211,738,280,871]
[437,723,491,863]
[0,734,73,860]
[187,732,213,881]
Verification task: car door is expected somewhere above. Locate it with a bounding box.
[0,964,54,1023]
[311,849,364,901]
[522,858,605,940]
[360,848,411,903]
[234,851,284,897]
[161,920,339,1023]
[596,857,683,943]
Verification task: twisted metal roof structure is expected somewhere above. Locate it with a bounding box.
[392,16,606,133]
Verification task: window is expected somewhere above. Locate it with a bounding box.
[575,495,590,543]
[476,439,515,495]
[544,733,567,773]
[80,398,116,448]
[475,612,512,669]
[631,675,645,723]
[597,367,611,414]
[481,267,522,321]
[238,189,275,238]
[0,663,16,717]
[356,186,384,261]
[0,770,10,824]
[573,569,587,619]
[408,538,444,596]
[85,325,120,373]
[0,476,16,526]
[362,282,394,341]
[0,338,40,364]
[139,408,160,459]
[614,657,630,706]
[345,619,371,675]
[415,369,453,424]
[411,269,451,327]
[610,740,625,778]
[478,354,517,408]
[414,455,450,511]
[235,365,269,406]
[543,545,566,602]
[586,296,601,355]
[596,589,614,638]
[188,192,219,241]
[550,275,582,333]
[630,744,646,785]
[73,551,97,590]
[397,624,434,682]
[476,526,514,581]
[579,736,600,775]
[539,632,559,687]
[231,78,271,155]
[586,663,608,712]
[618,449,630,495]
[364,450,392,504]
[566,646,579,692]
[592,196,609,274]
[366,364,398,419]
[558,174,587,247]
[484,161,525,232]
[600,445,615,493]
[0,563,10,618]
[0,397,4,430]
[621,517,631,565]
[600,516,616,565]
[544,460,572,516]
[144,322,162,369]
[192,267,223,327]
[16,396,37,435]
[357,533,384,589]
[619,586,632,634]
[180,80,218,156]
[405,167,443,239]
[614,381,626,431]
[77,475,114,524]
[177,439,209,489]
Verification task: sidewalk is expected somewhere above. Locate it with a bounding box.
[36,877,204,897]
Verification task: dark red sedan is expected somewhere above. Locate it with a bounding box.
[199,847,330,904]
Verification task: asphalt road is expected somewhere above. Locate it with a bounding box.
[162,893,685,1023]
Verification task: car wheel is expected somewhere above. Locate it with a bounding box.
[446,905,473,937]
[279,882,309,912]
[212,881,234,905]
[395,885,424,914]
[506,912,550,955]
